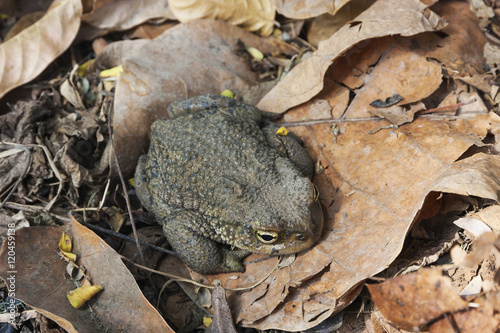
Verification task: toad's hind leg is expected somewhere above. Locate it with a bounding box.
[163,210,249,274]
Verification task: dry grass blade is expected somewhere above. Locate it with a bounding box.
[0,0,82,99]
[0,144,31,209]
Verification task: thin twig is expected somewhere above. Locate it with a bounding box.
[1,201,71,222]
[77,220,176,256]
[123,256,279,292]
[443,313,461,333]
[279,110,487,128]
[416,101,472,115]
[105,97,157,294]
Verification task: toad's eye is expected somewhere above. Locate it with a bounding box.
[313,184,319,202]
[255,230,279,244]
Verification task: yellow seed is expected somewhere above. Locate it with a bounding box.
[276,127,289,136]
[60,250,77,262]
[77,59,95,77]
[220,89,234,98]
[99,65,123,78]
[67,285,103,309]
[246,46,264,60]
[59,232,72,252]
[203,316,212,327]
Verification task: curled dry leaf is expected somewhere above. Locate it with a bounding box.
[169,0,275,36]
[430,153,500,202]
[0,219,174,333]
[306,0,376,47]
[367,268,468,331]
[4,11,45,41]
[0,0,82,99]
[257,0,446,113]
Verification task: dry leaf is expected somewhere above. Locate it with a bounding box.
[81,0,175,31]
[368,268,468,331]
[459,275,483,296]
[272,0,350,19]
[307,0,376,47]
[453,217,492,237]
[4,11,45,41]
[485,42,500,69]
[0,0,82,99]
[344,46,442,118]
[369,102,426,126]
[60,78,85,110]
[126,22,178,39]
[431,153,500,202]
[169,0,275,36]
[429,300,498,333]
[257,0,446,113]
[0,219,174,332]
[91,40,150,70]
[206,285,237,333]
[423,1,487,73]
[55,138,93,187]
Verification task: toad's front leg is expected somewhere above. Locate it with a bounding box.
[163,210,249,274]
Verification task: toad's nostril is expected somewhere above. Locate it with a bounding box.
[296,233,305,241]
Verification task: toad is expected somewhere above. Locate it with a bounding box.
[134,95,323,274]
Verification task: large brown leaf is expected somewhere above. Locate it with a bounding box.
[0,219,173,332]
[0,0,82,99]
[101,20,284,176]
[182,113,493,331]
